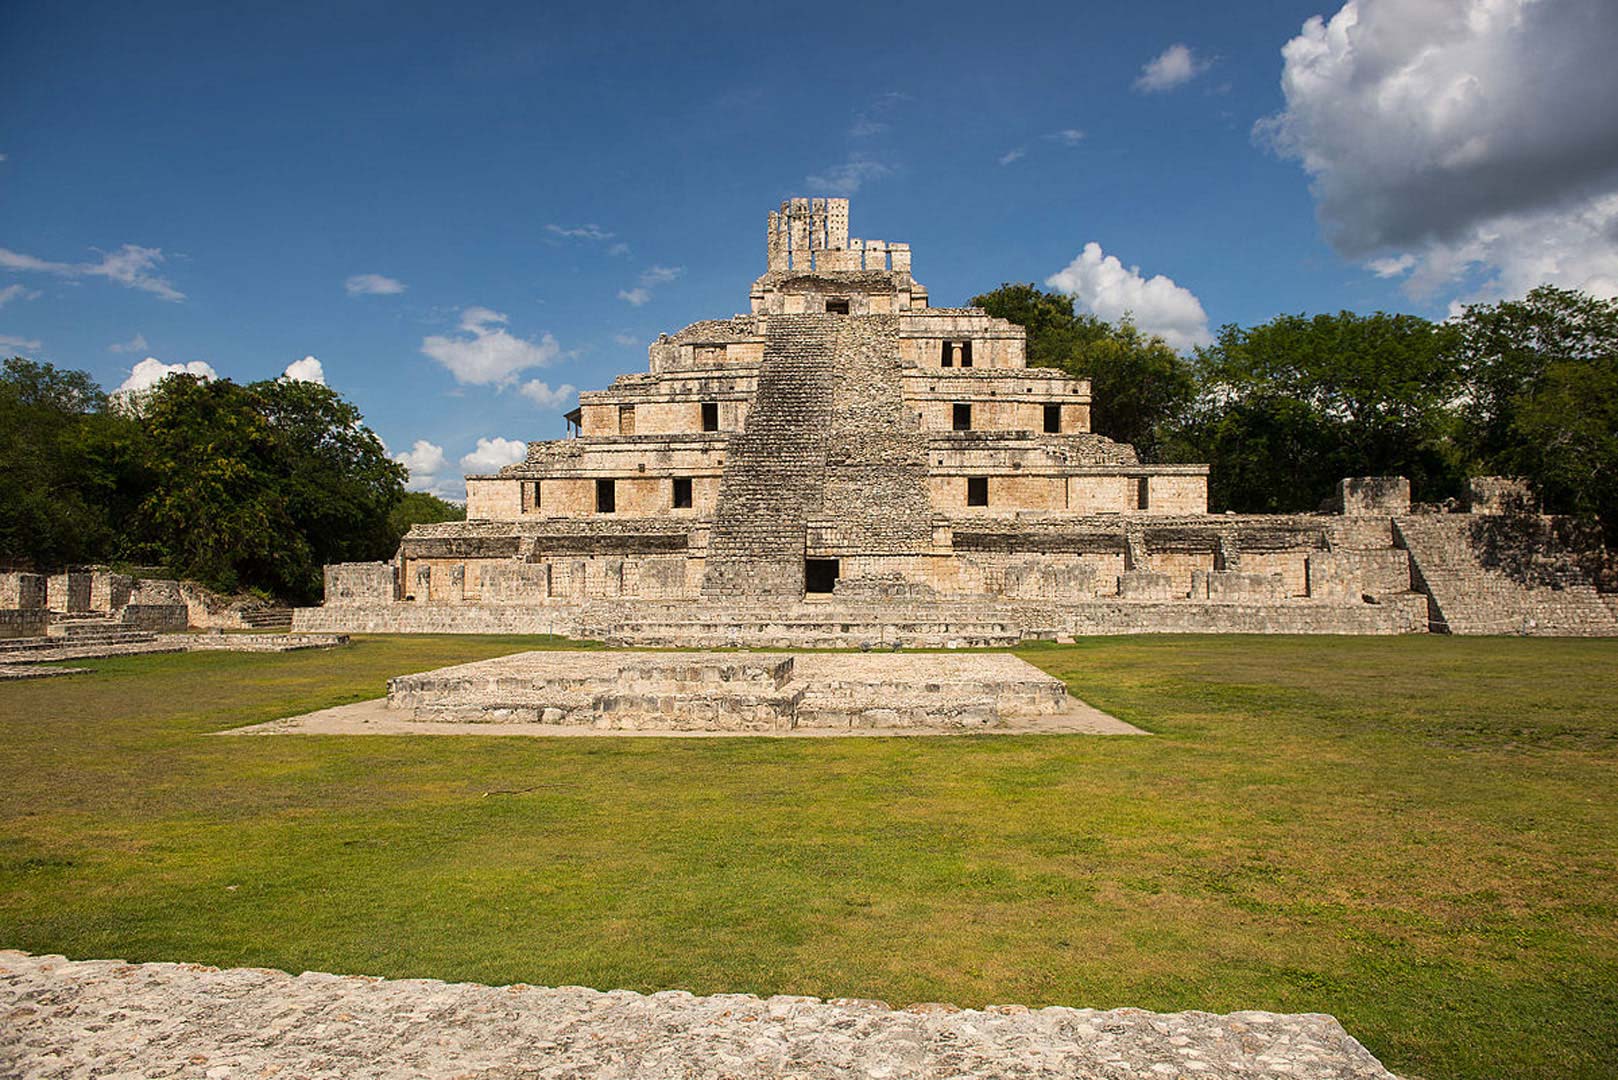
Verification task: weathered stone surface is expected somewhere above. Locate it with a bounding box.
[0,952,1401,1080]
[291,198,1614,640]
[386,650,1073,730]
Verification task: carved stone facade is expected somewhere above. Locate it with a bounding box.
[298,200,1616,641]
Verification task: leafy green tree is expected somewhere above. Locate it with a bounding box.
[388,490,466,543]
[1175,312,1464,512]
[0,357,140,567]
[1452,286,1618,539]
[130,374,404,602]
[971,284,1194,459]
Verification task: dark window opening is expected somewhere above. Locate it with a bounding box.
[596,478,616,514]
[523,480,541,513]
[805,558,840,594]
[1043,403,1062,433]
[825,298,850,315]
[967,477,989,507]
[1134,477,1150,511]
[941,340,974,368]
[701,401,719,432]
[952,402,972,431]
[618,405,635,435]
[672,477,692,509]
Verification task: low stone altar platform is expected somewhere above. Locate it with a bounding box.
[384,650,1083,731]
[0,951,1402,1079]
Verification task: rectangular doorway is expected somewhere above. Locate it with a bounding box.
[804,558,840,594]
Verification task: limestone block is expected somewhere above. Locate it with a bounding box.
[87,570,134,612]
[129,578,184,606]
[1338,476,1410,515]
[325,563,396,605]
[1002,560,1095,600]
[1467,475,1535,514]
[47,572,91,612]
[1307,550,1411,599]
[1118,571,1178,599]
[1200,571,1289,602]
[0,572,46,610]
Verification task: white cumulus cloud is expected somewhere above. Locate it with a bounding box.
[392,439,461,498]
[0,243,183,301]
[420,307,560,386]
[345,273,406,296]
[519,379,577,409]
[1258,0,1618,303]
[1046,242,1212,352]
[460,436,527,474]
[114,357,218,396]
[1134,44,1209,93]
[393,439,447,478]
[281,355,325,384]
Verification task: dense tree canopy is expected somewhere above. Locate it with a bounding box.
[1178,311,1464,512]
[388,491,466,539]
[0,361,404,603]
[1450,286,1618,539]
[971,284,1194,460]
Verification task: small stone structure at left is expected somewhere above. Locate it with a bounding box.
[0,567,343,673]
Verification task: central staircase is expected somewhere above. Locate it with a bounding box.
[701,314,840,598]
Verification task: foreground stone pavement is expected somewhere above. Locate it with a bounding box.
[0,952,1399,1079]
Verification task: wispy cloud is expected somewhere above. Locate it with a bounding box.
[0,243,184,301]
[108,332,149,354]
[345,273,406,296]
[639,265,682,286]
[1044,128,1086,146]
[998,147,1027,166]
[618,265,684,307]
[0,333,42,353]
[806,157,893,196]
[0,283,40,307]
[546,224,614,242]
[612,332,641,347]
[1134,44,1210,93]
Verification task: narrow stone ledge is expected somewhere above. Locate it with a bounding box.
[0,951,1401,1079]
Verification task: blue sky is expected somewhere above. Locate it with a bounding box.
[4,1,1616,495]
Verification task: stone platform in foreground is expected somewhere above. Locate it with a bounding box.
[0,952,1400,1080]
[386,650,1079,730]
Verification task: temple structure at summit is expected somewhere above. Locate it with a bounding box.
[297,199,1617,642]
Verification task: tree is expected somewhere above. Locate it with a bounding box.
[0,357,139,568]
[971,284,1194,459]
[388,490,465,543]
[1175,311,1463,512]
[1452,286,1618,539]
[130,375,404,602]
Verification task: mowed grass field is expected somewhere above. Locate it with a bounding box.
[1,635,1615,1080]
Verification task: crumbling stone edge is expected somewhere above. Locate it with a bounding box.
[0,950,1401,1079]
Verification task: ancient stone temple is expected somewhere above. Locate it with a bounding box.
[296,199,1617,642]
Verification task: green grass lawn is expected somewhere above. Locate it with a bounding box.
[2,634,1615,1079]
